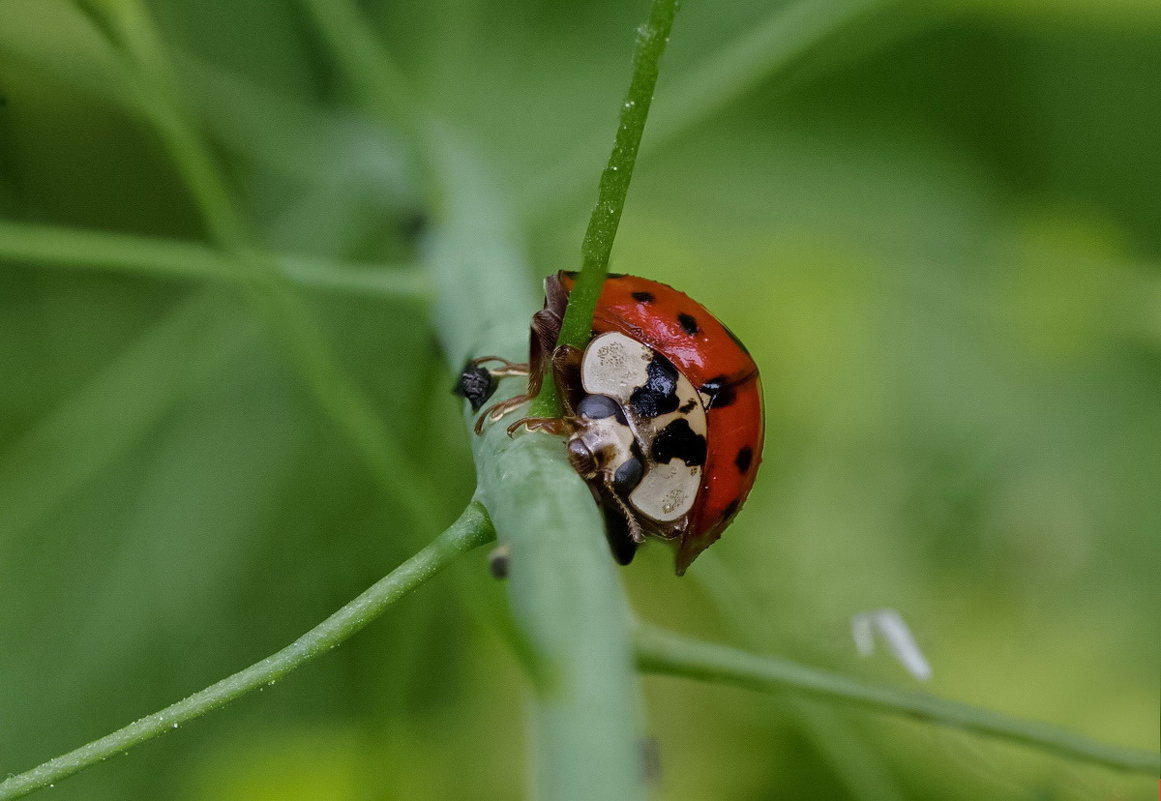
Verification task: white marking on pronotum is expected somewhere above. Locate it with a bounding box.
[581,331,651,400]
[580,332,708,524]
[629,460,700,522]
[851,608,932,681]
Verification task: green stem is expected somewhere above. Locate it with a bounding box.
[635,624,1160,776]
[425,127,648,801]
[527,0,679,421]
[518,0,888,224]
[288,2,668,796]
[0,503,496,801]
[554,0,680,354]
[0,220,430,301]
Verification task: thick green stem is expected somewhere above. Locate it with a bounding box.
[423,3,681,793]
[635,624,1160,776]
[0,503,496,801]
[283,1,650,792]
[425,127,648,801]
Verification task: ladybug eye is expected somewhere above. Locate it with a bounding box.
[577,394,627,423]
[612,457,643,493]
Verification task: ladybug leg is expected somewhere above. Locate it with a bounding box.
[469,356,530,377]
[474,394,532,435]
[473,276,569,434]
[505,416,574,437]
[476,345,582,436]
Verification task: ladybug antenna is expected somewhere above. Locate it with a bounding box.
[601,473,646,545]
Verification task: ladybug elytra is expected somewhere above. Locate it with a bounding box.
[460,272,763,574]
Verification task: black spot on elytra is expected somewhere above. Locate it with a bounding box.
[631,291,655,303]
[699,376,736,409]
[678,313,699,335]
[629,354,680,418]
[453,362,497,411]
[651,418,707,467]
[722,498,740,521]
[678,398,697,414]
[735,446,753,474]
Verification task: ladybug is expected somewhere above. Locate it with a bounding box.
[460,272,763,574]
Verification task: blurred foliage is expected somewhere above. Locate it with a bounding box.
[0,0,1157,799]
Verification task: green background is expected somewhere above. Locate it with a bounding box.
[0,0,1156,798]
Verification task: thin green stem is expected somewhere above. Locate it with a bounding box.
[0,220,430,301]
[518,0,889,224]
[527,0,679,420]
[0,503,496,801]
[635,624,1160,776]
[554,0,680,353]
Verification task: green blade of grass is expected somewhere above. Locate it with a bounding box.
[422,0,681,788]
[0,502,496,801]
[635,624,1160,775]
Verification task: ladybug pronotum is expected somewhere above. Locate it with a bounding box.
[459,272,764,574]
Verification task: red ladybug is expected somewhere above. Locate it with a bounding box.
[462,272,763,574]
